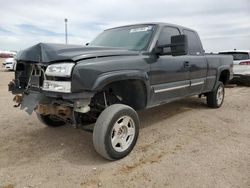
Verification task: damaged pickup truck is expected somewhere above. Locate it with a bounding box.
[9,23,233,160]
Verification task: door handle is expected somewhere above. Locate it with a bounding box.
[184,61,190,68]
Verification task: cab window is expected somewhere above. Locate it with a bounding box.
[183,29,203,55]
[158,27,180,54]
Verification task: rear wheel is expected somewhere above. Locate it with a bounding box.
[36,113,66,127]
[206,81,225,108]
[93,104,139,160]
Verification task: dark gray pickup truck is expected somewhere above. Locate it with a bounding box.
[9,23,233,160]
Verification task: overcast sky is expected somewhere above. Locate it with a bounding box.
[1,0,250,52]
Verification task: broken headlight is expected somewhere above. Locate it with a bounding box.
[45,63,75,77]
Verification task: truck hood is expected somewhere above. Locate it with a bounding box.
[16,43,139,64]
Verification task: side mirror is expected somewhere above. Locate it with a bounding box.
[155,34,188,56]
[170,35,188,56]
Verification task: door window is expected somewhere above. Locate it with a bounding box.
[158,27,180,54]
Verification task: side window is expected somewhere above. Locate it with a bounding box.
[183,29,202,55]
[158,27,180,53]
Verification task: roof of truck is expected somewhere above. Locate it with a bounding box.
[105,22,194,31]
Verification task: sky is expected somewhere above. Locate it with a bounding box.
[0,0,250,52]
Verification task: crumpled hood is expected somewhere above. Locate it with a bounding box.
[16,43,139,64]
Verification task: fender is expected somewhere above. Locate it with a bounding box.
[217,65,230,81]
[92,70,151,106]
[212,65,231,90]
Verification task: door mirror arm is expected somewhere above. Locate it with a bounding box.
[154,44,171,56]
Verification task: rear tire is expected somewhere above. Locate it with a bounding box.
[206,81,225,108]
[36,113,66,127]
[93,104,139,160]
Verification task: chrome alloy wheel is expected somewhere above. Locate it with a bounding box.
[111,116,135,152]
[216,85,224,106]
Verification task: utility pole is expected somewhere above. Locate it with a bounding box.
[64,18,68,44]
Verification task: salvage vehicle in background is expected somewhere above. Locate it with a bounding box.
[219,50,250,85]
[4,58,16,71]
[9,23,233,160]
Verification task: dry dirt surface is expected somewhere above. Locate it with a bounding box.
[0,69,249,188]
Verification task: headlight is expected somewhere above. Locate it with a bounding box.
[45,63,75,77]
[43,80,71,93]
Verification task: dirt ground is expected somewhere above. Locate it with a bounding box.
[0,69,249,188]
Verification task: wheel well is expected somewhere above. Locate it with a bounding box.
[219,70,230,84]
[103,79,147,110]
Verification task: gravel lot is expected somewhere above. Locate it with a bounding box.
[0,69,249,188]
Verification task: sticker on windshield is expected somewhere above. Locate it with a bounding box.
[130,26,153,33]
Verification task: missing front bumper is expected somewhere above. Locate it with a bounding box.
[36,104,72,120]
[18,91,45,114]
[12,89,93,115]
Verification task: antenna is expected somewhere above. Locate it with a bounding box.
[64,18,68,44]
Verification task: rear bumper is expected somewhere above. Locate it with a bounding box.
[230,74,250,85]
[233,74,250,78]
[233,65,250,76]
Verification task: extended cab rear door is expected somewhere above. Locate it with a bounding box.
[150,26,190,104]
[183,29,207,95]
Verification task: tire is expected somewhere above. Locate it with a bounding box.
[206,81,225,108]
[93,104,140,160]
[36,113,66,127]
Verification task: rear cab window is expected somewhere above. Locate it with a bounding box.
[183,29,203,55]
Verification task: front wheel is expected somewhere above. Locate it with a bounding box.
[206,81,225,108]
[93,104,140,160]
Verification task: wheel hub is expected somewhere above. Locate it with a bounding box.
[216,85,224,105]
[117,126,128,138]
[111,116,135,152]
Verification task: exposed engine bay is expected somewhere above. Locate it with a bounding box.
[9,61,120,127]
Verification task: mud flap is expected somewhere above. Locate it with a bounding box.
[20,91,44,114]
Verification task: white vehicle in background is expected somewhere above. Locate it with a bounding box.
[4,58,16,71]
[219,50,250,85]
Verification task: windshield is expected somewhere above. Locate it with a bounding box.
[219,52,250,61]
[89,25,155,51]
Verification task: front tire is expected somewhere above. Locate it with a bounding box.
[36,113,66,127]
[206,81,225,108]
[93,104,139,160]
